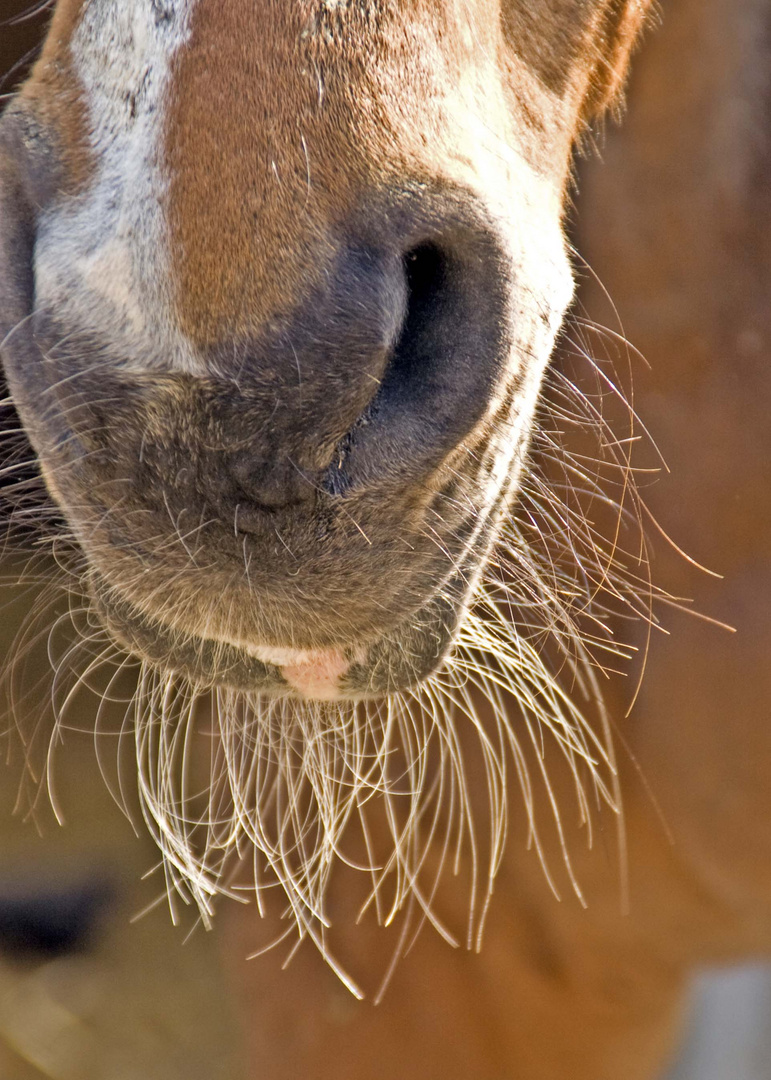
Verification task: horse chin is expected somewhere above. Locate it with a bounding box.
[90,565,466,701]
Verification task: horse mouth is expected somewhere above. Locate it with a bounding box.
[90,564,470,700]
[8,342,509,703]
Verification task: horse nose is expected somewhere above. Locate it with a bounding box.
[315,207,513,496]
[60,200,513,522]
[169,207,514,519]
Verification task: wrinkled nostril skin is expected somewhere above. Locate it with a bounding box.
[189,238,412,516]
[228,451,316,514]
[328,218,514,497]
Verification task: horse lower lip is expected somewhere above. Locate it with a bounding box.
[89,576,366,696]
[262,648,353,700]
[91,573,456,698]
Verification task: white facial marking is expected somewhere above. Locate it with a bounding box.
[34,0,201,371]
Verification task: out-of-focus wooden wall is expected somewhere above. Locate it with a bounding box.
[574,1,771,1074]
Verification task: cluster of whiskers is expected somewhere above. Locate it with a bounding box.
[0,322,674,997]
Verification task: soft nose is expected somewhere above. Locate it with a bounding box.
[207,199,513,508]
[227,242,410,440]
[40,195,513,524]
[206,242,411,514]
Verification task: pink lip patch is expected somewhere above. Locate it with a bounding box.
[280,651,351,700]
[247,645,353,700]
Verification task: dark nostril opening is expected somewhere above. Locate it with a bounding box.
[405,242,447,306]
[370,238,455,402]
[397,243,447,369]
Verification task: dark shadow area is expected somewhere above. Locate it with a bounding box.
[0,1,51,97]
[0,878,113,960]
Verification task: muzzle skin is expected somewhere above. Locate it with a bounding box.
[0,0,648,701]
[0,120,567,698]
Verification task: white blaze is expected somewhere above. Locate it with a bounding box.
[34,0,201,371]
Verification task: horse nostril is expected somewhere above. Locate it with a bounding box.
[325,215,512,493]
